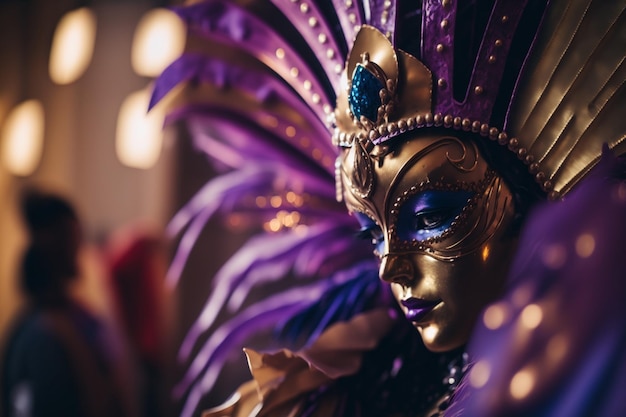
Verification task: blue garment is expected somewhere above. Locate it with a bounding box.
[1,302,119,417]
[3,310,82,417]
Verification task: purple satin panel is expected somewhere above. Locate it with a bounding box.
[421,0,529,123]
[367,0,398,41]
[331,0,365,44]
[269,0,347,88]
[421,0,457,112]
[462,0,529,122]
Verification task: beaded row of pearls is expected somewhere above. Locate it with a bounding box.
[288,0,343,78]
[334,112,558,200]
[381,0,393,39]
[282,0,351,130]
[342,0,362,41]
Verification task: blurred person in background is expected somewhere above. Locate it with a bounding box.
[1,189,130,417]
[106,225,171,417]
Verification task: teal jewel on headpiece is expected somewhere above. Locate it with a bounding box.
[349,64,384,123]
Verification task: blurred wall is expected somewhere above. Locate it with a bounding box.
[0,0,175,356]
[0,0,259,415]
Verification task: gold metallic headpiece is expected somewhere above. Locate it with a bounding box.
[335,0,626,200]
[333,26,432,148]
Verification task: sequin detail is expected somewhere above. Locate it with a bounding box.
[349,64,383,122]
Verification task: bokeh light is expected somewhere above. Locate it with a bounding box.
[49,8,97,85]
[131,8,186,77]
[115,87,163,169]
[1,100,45,176]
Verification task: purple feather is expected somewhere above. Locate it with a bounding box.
[174,1,335,121]
[176,279,344,409]
[178,222,351,361]
[150,2,389,415]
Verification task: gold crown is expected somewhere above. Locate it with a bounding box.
[335,0,626,201]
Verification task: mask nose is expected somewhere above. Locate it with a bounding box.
[379,253,416,287]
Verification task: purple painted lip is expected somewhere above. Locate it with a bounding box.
[401,298,440,322]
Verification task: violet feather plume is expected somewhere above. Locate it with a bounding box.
[149,0,399,415]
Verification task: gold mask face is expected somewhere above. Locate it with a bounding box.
[340,133,517,352]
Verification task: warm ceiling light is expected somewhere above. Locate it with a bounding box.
[131,8,186,77]
[49,7,97,85]
[1,100,45,176]
[115,87,163,169]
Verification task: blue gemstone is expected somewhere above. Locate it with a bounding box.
[349,65,383,123]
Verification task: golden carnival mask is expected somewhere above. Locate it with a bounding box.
[340,132,517,351]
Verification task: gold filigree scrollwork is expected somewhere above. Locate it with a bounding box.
[386,171,496,256]
[445,139,479,173]
[347,138,375,198]
[383,136,480,214]
[428,175,512,261]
